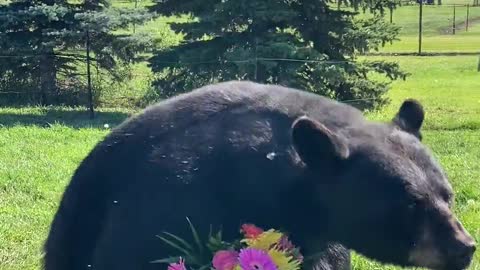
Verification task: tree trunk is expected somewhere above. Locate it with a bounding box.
[39,52,57,105]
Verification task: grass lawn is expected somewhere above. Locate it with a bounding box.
[1,55,479,270]
[381,20,480,52]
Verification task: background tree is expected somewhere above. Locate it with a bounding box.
[149,0,406,109]
[0,0,152,105]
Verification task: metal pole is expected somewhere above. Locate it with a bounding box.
[390,6,393,23]
[86,30,94,119]
[418,0,423,55]
[133,0,138,33]
[466,4,470,31]
[452,5,456,35]
[477,54,480,72]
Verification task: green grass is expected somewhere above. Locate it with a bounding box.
[1,55,480,270]
[381,20,480,52]
[0,125,108,269]
[365,55,480,130]
[0,107,132,269]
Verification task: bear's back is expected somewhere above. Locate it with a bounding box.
[116,80,366,139]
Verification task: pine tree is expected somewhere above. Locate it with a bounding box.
[149,0,405,109]
[0,0,152,105]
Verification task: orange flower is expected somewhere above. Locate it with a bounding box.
[241,224,264,239]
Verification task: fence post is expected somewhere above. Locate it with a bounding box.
[466,4,469,31]
[418,0,423,55]
[133,0,138,33]
[452,5,456,35]
[390,6,393,23]
[86,29,95,120]
[477,54,480,71]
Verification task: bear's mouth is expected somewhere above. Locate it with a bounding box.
[441,257,475,270]
[408,250,474,270]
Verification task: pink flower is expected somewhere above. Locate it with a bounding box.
[238,248,277,270]
[275,236,303,263]
[212,250,239,270]
[168,258,186,270]
[241,224,264,239]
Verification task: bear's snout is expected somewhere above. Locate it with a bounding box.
[446,240,476,270]
[445,218,476,270]
[409,209,476,270]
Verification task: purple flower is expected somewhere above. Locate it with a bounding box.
[276,235,303,262]
[238,248,278,270]
[277,236,294,251]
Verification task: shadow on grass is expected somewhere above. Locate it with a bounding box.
[0,107,133,129]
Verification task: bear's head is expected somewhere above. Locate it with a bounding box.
[291,99,476,270]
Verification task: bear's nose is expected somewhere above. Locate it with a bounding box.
[448,241,476,269]
[460,241,476,257]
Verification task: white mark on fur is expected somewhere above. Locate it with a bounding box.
[266,152,277,160]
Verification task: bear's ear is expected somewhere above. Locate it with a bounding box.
[291,116,349,168]
[393,99,425,140]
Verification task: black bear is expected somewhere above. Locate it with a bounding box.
[43,81,476,270]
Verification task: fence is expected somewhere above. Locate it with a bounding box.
[373,3,480,54]
[0,53,371,115]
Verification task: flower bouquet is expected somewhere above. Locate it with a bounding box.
[153,218,303,270]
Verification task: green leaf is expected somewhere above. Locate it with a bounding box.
[156,235,193,257]
[162,231,195,252]
[186,217,204,255]
[150,256,181,264]
[198,264,212,270]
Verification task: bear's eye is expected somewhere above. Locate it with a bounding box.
[407,199,423,212]
[440,190,454,206]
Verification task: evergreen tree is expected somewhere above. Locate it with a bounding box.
[149,0,405,109]
[0,0,152,105]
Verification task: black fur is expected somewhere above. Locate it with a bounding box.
[393,99,425,140]
[43,81,474,270]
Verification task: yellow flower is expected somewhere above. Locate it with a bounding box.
[242,229,283,250]
[268,249,301,270]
